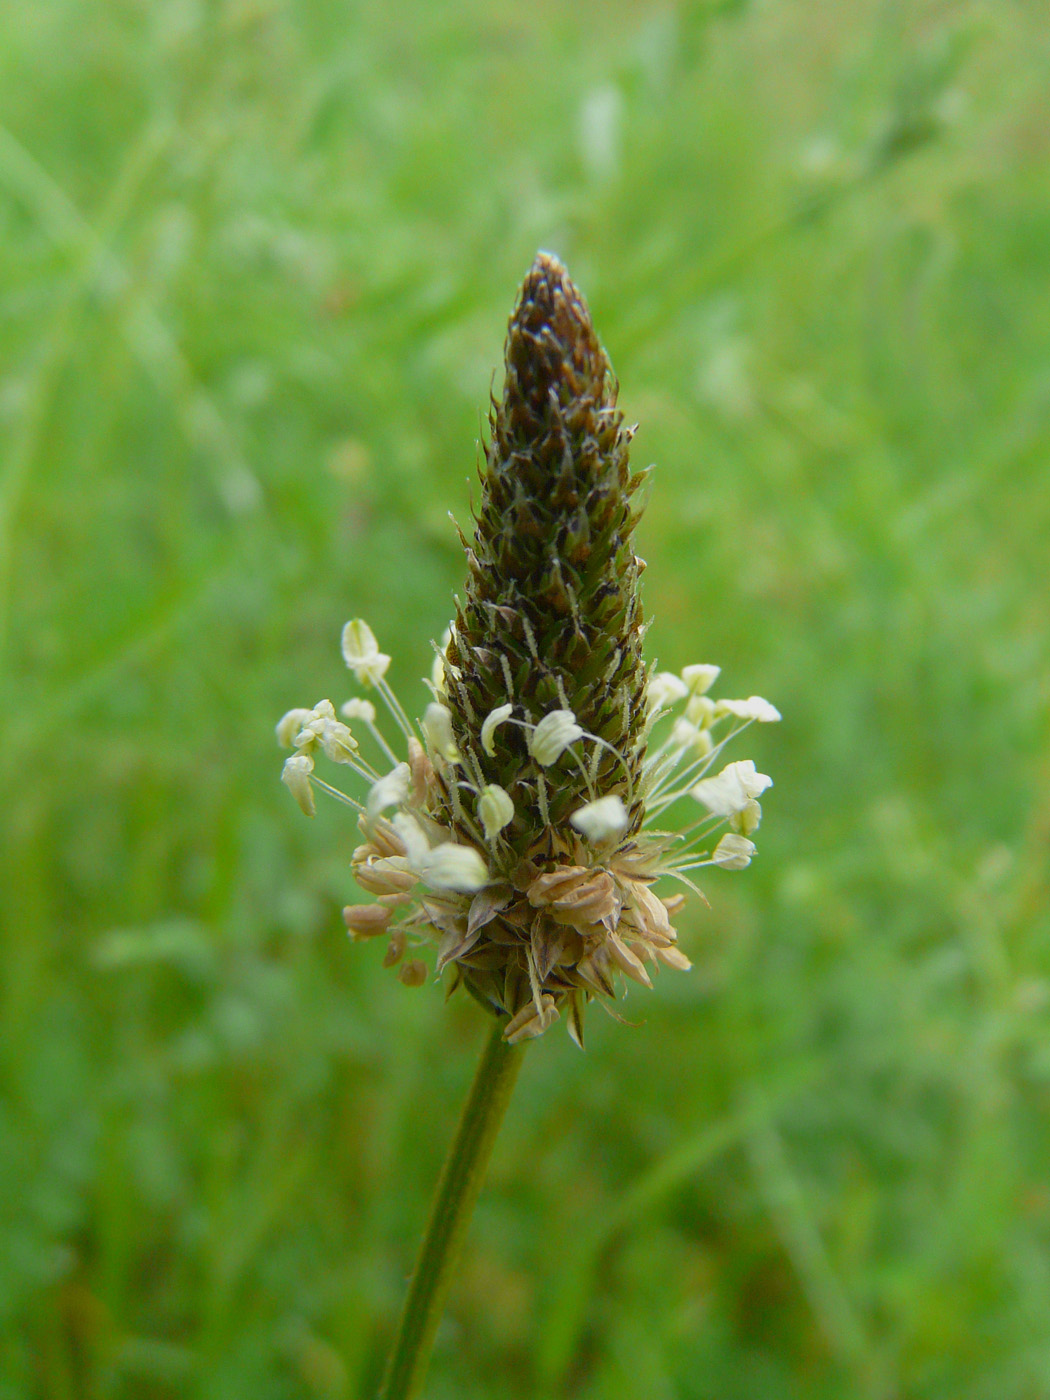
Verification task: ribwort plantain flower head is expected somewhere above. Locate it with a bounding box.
[278,253,779,1045]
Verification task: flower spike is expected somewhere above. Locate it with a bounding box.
[278,254,777,1043]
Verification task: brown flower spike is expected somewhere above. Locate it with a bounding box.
[278,253,780,1045]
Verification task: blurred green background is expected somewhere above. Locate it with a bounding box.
[2,1,1049,1396]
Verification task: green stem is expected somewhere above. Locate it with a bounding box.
[378,1017,526,1400]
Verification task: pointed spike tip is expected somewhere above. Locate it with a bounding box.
[504,252,611,422]
[513,250,592,337]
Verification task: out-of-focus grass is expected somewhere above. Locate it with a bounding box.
[2,1,1049,1396]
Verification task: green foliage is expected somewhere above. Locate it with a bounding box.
[2,1,1049,1396]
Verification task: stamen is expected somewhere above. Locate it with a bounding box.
[336,751,385,787]
[310,776,366,814]
[660,869,709,899]
[366,719,401,769]
[644,724,744,813]
[664,857,720,874]
[374,674,415,743]
[583,729,636,810]
[565,743,598,802]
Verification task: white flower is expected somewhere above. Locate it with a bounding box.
[392,811,431,866]
[281,753,316,817]
[570,795,629,842]
[319,719,358,763]
[724,759,772,798]
[291,700,359,763]
[418,842,489,892]
[712,833,756,869]
[481,703,514,757]
[671,718,712,756]
[730,799,762,836]
[691,759,773,817]
[291,700,359,762]
[685,694,717,727]
[292,698,336,749]
[340,697,376,724]
[367,763,411,822]
[430,653,447,696]
[648,671,688,711]
[682,664,721,695]
[422,702,459,762]
[529,709,584,766]
[276,708,313,748]
[341,618,391,686]
[478,784,514,841]
[714,695,782,723]
[430,626,455,697]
